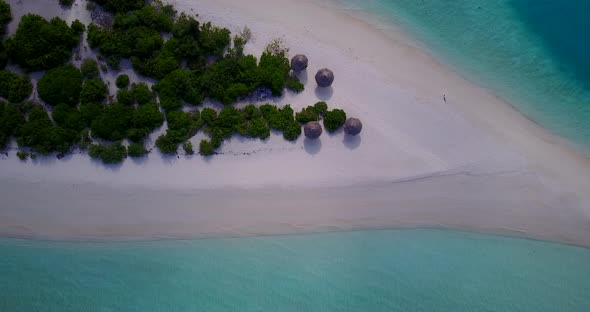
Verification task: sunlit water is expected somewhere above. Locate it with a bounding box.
[1,229,589,311]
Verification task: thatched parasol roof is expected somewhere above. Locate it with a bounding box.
[291,54,308,72]
[344,118,362,136]
[304,121,323,139]
[315,68,334,87]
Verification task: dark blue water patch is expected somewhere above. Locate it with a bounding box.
[510,0,590,90]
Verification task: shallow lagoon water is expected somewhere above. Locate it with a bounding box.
[1,229,589,311]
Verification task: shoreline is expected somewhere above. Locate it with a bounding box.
[1,0,589,246]
[2,168,590,247]
[3,226,590,251]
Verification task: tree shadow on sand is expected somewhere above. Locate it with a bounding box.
[294,70,308,85]
[315,86,333,101]
[343,134,361,150]
[303,138,322,155]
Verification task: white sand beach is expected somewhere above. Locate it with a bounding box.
[1,0,589,245]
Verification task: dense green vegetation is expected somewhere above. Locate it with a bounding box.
[0,0,10,69]
[90,100,164,143]
[59,0,74,7]
[131,83,154,105]
[0,0,11,35]
[52,103,85,131]
[17,106,79,155]
[0,70,32,103]
[295,102,328,124]
[155,109,201,154]
[323,109,347,132]
[87,2,176,72]
[90,0,146,14]
[89,142,127,164]
[153,69,201,110]
[80,59,100,79]
[6,14,82,71]
[38,65,83,106]
[127,142,148,157]
[0,101,25,150]
[80,79,108,105]
[286,75,304,93]
[0,0,355,164]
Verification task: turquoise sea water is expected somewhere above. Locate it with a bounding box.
[2,2,590,311]
[333,0,590,152]
[1,229,589,311]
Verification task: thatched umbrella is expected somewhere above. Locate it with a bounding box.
[344,118,362,136]
[291,54,308,72]
[315,68,334,87]
[304,121,323,139]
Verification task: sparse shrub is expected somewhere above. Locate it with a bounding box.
[199,139,215,156]
[183,141,194,155]
[16,151,28,160]
[286,75,304,93]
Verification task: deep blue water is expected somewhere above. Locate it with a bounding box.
[1,229,590,311]
[335,0,590,152]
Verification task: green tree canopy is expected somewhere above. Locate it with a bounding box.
[7,14,81,71]
[37,65,83,106]
[90,103,133,141]
[89,142,127,164]
[323,109,347,132]
[80,78,108,105]
[0,102,25,150]
[80,59,100,79]
[0,70,32,103]
[89,0,145,14]
[0,0,11,35]
[17,106,78,154]
[52,103,85,132]
[116,74,130,88]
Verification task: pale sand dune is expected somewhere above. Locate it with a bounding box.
[0,0,589,245]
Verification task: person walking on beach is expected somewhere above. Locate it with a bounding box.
[443,94,447,102]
